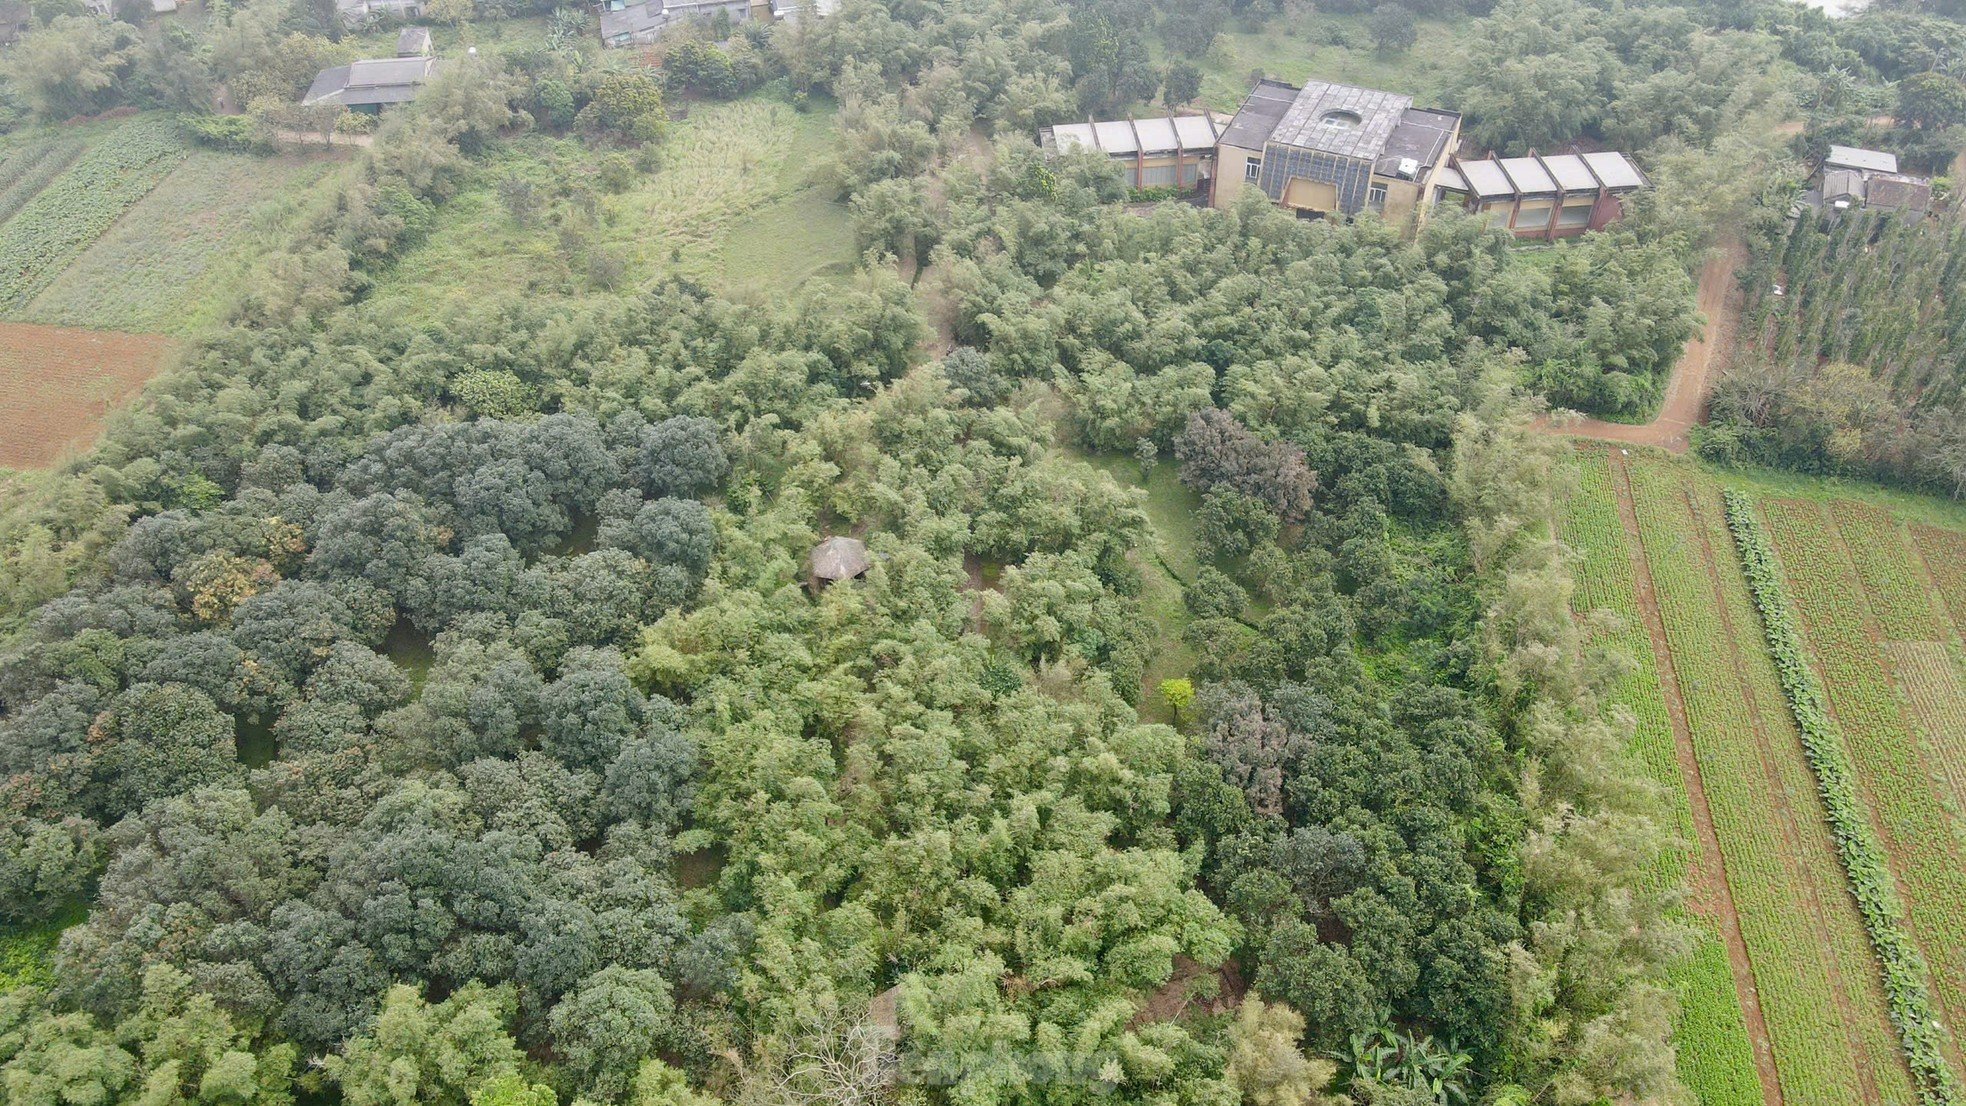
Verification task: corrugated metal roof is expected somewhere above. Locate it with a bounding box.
[1457,159,1514,198]
[347,56,434,88]
[1269,79,1412,161]
[1540,153,1596,192]
[1498,156,1557,194]
[1826,145,1896,174]
[1822,168,1863,202]
[1048,122,1096,153]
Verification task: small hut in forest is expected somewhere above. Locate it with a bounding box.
[809,536,869,590]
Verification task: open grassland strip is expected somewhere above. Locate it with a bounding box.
[1836,503,1948,643]
[1561,448,1769,1106]
[0,138,87,226]
[18,150,336,334]
[1628,458,1913,1106]
[1727,492,1966,1105]
[1760,498,1966,1052]
[0,118,187,310]
[1911,525,1966,639]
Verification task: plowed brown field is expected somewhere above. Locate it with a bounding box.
[0,322,172,468]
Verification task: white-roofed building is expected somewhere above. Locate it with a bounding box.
[1040,112,1233,194]
[1825,145,1898,176]
[1434,150,1648,238]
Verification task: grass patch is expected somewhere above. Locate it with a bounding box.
[336,15,553,59]
[0,905,84,994]
[17,149,343,335]
[366,96,856,318]
[1164,12,1471,113]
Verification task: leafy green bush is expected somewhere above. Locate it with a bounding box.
[1725,490,1966,1106]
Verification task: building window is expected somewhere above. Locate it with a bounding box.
[1367,183,1387,213]
[1319,110,1362,130]
[1244,159,1261,181]
[1557,202,1592,228]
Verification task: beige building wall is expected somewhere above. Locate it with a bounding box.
[1373,177,1424,223]
[1211,143,1263,208]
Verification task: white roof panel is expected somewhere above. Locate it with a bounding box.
[1434,165,1467,193]
[1171,114,1218,149]
[1132,116,1178,153]
[1498,156,1556,194]
[1540,153,1596,192]
[1049,122,1096,152]
[1457,159,1514,198]
[1092,120,1137,155]
[1580,151,1645,190]
[1826,145,1896,174]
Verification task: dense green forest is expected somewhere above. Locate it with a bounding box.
[2,0,1966,1101]
[1709,210,1966,495]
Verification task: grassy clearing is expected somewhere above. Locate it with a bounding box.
[1557,450,1762,1106]
[337,14,552,59]
[0,906,83,994]
[1760,498,1966,1046]
[1165,12,1470,113]
[367,96,856,318]
[17,150,342,335]
[1627,456,1916,1106]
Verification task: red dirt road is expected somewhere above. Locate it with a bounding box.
[1544,236,1745,453]
[0,322,174,469]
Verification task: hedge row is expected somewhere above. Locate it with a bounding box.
[1724,489,1965,1106]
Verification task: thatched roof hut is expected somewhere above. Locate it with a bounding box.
[809,536,870,586]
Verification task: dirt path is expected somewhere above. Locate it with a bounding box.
[1545,237,1745,453]
[1608,450,1785,1106]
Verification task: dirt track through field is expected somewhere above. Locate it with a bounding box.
[1607,448,1784,1106]
[1546,237,1745,452]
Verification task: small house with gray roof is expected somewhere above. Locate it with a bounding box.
[1209,77,1461,227]
[303,55,440,111]
[1803,145,1932,216]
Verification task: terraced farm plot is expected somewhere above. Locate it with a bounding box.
[1621,455,1916,1106]
[0,323,173,468]
[1758,499,1966,1049]
[1557,449,1765,1106]
[16,149,338,335]
[1912,524,1966,633]
[0,118,188,310]
[0,136,87,225]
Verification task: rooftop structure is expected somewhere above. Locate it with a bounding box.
[302,55,439,109]
[1437,151,1648,239]
[1041,113,1231,192]
[809,537,870,586]
[597,0,751,45]
[1212,78,1461,221]
[397,25,433,57]
[1825,145,1898,176]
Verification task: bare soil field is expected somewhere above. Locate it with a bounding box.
[0,322,173,468]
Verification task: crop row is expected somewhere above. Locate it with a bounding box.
[0,137,86,226]
[1557,454,1761,1106]
[1910,524,1966,635]
[1761,499,1966,1044]
[1630,462,1909,1106]
[1838,503,1947,643]
[1881,641,1966,820]
[1725,491,1965,1106]
[0,118,187,309]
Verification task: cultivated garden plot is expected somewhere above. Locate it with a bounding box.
[1756,498,1966,1060]
[1623,456,1918,1106]
[1556,449,1763,1106]
[15,150,339,335]
[0,118,187,311]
